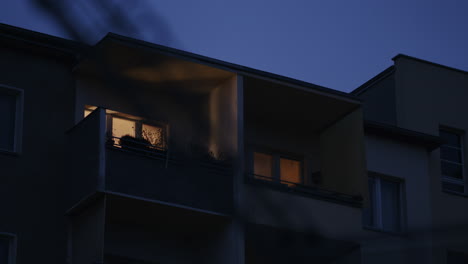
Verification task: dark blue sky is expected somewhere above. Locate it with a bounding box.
[1,0,468,92]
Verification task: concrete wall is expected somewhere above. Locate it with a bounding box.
[357,72,397,125]
[244,184,363,239]
[70,198,106,264]
[362,133,434,263]
[393,56,468,262]
[105,148,233,214]
[67,108,105,207]
[103,196,234,264]
[320,108,366,197]
[0,45,75,264]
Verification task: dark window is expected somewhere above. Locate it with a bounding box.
[440,128,465,194]
[364,176,404,233]
[0,92,17,151]
[0,235,13,264]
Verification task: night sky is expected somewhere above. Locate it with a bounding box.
[1,0,467,92]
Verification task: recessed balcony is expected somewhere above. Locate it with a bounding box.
[67,107,234,215]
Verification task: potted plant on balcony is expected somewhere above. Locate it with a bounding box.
[119,135,152,152]
[119,135,168,158]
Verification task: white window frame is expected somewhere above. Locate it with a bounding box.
[251,149,304,185]
[364,174,406,233]
[439,127,466,195]
[0,232,17,264]
[0,85,23,154]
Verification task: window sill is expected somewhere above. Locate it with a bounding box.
[442,189,468,198]
[362,225,407,237]
[245,175,363,208]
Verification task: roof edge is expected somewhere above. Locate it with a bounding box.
[101,33,361,103]
[392,54,468,76]
[0,23,88,57]
[350,66,395,95]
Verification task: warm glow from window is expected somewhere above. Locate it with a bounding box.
[254,152,273,179]
[112,117,136,139]
[83,106,166,150]
[280,158,301,186]
[84,109,92,118]
[142,123,164,147]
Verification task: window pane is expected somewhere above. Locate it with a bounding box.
[280,158,301,186]
[142,124,164,148]
[441,161,463,179]
[254,152,273,179]
[0,238,9,264]
[440,130,461,148]
[381,180,401,232]
[441,146,462,163]
[112,117,136,139]
[0,93,16,151]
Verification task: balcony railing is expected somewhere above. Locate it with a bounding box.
[106,135,169,162]
[248,174,363,207]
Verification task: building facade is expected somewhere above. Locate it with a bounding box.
[0,23,467,263]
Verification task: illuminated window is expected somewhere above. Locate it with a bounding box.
[253,151,302,186]
[254,152,273,179]
[108,115,165,150]
[440,128,466,194]
[280,158,301,186]
[112,117,136,139]
[0,85,23,153]
[84,106,166,150]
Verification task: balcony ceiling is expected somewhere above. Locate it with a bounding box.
[244,76,360,133]
[76,38,235,95]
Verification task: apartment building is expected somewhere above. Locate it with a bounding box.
[0,23,467,263]
[354,55,468,263]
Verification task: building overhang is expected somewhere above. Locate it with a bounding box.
[364,120,443,151]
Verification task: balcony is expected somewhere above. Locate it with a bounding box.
[67,107,234,215]
[242,76,367,237]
